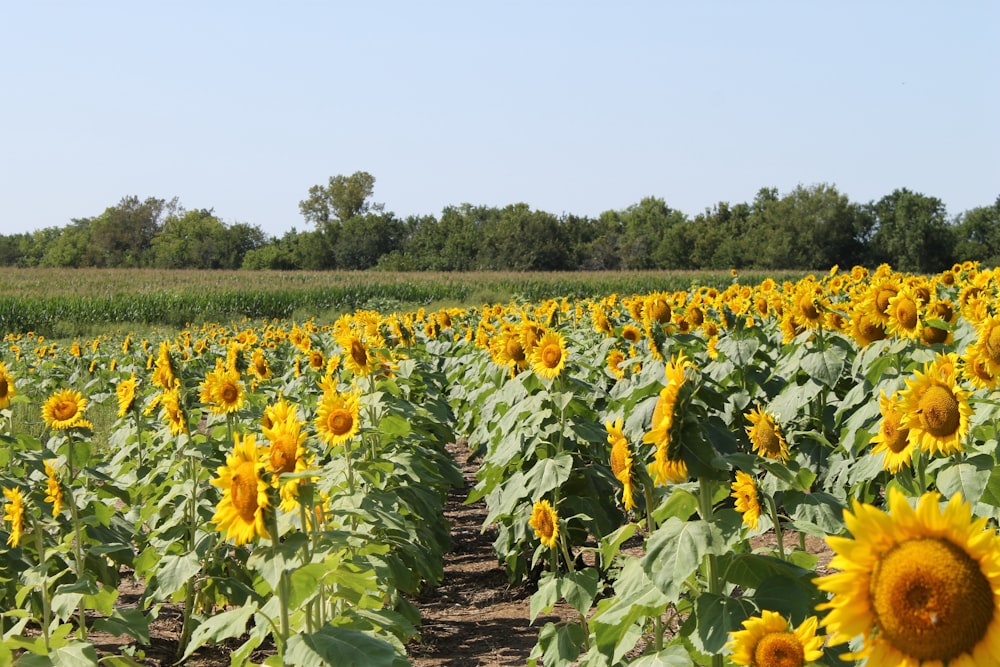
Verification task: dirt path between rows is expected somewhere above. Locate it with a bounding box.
[407,441,549,666]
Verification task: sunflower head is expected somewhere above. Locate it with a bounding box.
[730,470,761,530]
[199,359,245,415]
[744,406,789,461]
[529,499,559,550]
[727,609,824,667]
[869,391,914,473]
[210,433,270,546]
[3,486,25,547]
[43,459,63,517]
[606,418,637,511]
[315,389,361,447]
[899,357,973,457]
[531,331,567,380]
[116,372,138,417]
[42,389,92,431]
[0,361,16,410]
[815,489,1000,666]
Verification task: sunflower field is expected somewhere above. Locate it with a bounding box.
[2,262,1000,666]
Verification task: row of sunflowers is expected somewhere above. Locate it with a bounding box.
[2,261,1000,665]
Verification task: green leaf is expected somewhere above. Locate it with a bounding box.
[694,592,755,653]
[530,571,560,623]
[524,453,574,500]
[628,646,696,667]
[782,491,846,534]
[979,465,1000,508]
[284,627,406,667]
[91,607,150,644]
[935,454,993,505]
[536,621,586,667]
[651,487,698,525]
[801,346,846,388]
[151,552,201,600]
[287,562,330,609]
[598,522,637,568]
[642,518,716,602]
[562,568,600,617]
[180,605,256,661]
[18,640,99,667]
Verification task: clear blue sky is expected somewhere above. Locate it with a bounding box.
[2,2,997,239]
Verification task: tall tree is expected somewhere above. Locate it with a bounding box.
[953,196,1000,265]
[868,188,954,272]
[87,196,175,267]
[299,171,382,229]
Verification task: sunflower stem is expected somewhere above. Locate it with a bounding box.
[697,477,723,667]
[31,516,51,653]
[765,494,786,561]
[66,483,87,640]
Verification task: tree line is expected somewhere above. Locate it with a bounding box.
[2,173,998,273]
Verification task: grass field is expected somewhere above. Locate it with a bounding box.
[0,267,802,337]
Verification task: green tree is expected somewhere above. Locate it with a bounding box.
[87,196,174,267]
[953,196,1000,265]
[299,171,382,230]
[868,188,954,272]
[151,209,227,268]
[40,219,92,268]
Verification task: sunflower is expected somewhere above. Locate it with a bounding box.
[0,361,16,410]
[151,341,176,390]
[160,385,188,435]
[727,609,824,667]
[869,391,914,473]
[621,324,643,345]
[116,372,138,417]
[606,419,637,511]
[849,306,888,347]
[308,349,325,371]
[921,299,956,346]
[606,348,626,380]
[315,389,361,447]
[973,314,1000,377]
[885,288,922,340]
[44,460,62,516]
[199,359,245,415]
[815,489,1000,666]
[340,333,373,377]
[963,345,999,391]
[529,499,559,549]
[731,470,761,530]
[645,294,671,324]
[491,329,529,375]
[262,407,311,512]
[744,406,789,461]
[210,433,270,546]
[531,331,566,380]
[644,351,693,486]
[650,458,688,485]
[249,348,271,381]
[42,389,93,430]
[899,358,973,457]
[3,487,24,547]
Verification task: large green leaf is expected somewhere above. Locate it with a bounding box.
[284,627,406,667]
[628,646,696,667]
[180,604,256,661]
[694,592,756,653]
[642,517,716,602]
[524,453,574,500]
[936,454,993,505]
[801,345,847,388]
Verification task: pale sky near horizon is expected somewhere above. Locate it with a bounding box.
[1,2,997,239]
